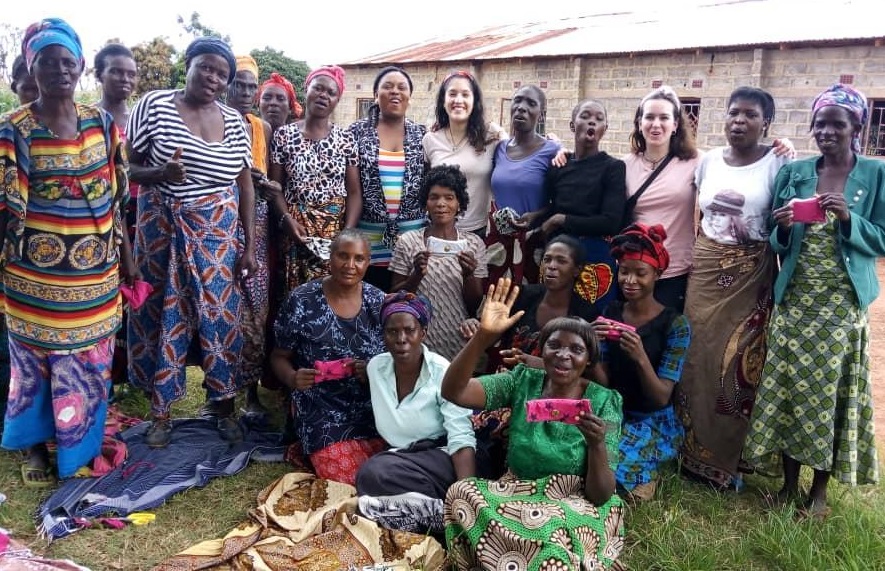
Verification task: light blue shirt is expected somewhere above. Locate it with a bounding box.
[367,346,476,456]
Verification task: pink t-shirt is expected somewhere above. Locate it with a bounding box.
[623,153,702,279]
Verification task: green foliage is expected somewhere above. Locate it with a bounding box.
[0,87,18,115]
[250,47,310,106]
[131,37,177,96]
[177,12,231,43]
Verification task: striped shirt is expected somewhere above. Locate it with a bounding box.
[126,90,251,200]
[379,149,405,219]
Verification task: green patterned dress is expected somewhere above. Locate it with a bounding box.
[745,215,879,484]
[444,365,625,570]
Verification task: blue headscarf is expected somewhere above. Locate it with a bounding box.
[184,37,237,85]
[22,17,84,72]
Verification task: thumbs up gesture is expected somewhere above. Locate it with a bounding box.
[163,147,187,183]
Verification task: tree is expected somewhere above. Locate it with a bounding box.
[250,47,311,107]
[131,37,177,96]
[177,12,230,43]
[0,23,24,85]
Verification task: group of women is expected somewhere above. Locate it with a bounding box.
[1,17,883,570]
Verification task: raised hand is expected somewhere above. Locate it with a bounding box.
[478,278,525,336]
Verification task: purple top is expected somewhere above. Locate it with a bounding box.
[491,138,559,214]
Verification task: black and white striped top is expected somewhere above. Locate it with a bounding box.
[127,89,251,200]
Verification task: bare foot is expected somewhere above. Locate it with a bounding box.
[796,496,831,521]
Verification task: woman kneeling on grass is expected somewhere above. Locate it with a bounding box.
[441,278,625,570]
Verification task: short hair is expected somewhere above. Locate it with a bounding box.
[537,316,600,366]
[373,66,413,96]
[94,43,134,78]
[571,99,607,122]
[434,71,491,153]
[630,86,698,160]
[330,228,370,254]
[545,234,586,268]
[10,55,28,93]
[516,84,547,114]
[419,164,469,215]
[728,86,776,136]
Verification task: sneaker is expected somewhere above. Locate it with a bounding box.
[145,419,172,449]
[217,417,244,444]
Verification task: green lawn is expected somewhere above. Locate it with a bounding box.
[0,370,883,570]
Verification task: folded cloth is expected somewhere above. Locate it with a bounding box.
[313,358,353,382]
[119,280,153,310]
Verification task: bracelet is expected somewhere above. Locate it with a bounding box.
[279,213,292,229]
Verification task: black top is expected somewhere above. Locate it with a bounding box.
[502,284,600,356]
[543,151,627,237]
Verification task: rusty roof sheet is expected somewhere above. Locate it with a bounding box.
[342,0,883,65]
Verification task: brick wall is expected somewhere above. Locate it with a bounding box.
[338,42,885,158]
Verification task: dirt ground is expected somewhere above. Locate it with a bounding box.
[869,262,885,445]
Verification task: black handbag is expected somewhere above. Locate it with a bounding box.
[620,154,675,231]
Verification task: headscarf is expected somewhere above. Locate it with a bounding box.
[235,55,259,79]
[305,65,346,96]
[811,84,869,152]
[380,291,433,328]
[260,72,302,118]
[610,223,670,272]
[22,17,84,72]
[184,37,237,85]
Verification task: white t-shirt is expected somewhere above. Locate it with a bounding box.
[696,147,790,245]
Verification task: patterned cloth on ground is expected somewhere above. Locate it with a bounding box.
[37,418,284,541]
[155,472,445,571]
[0,530,90,570]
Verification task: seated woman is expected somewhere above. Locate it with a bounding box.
[441,278,625,571]
[271,229,386,485]
[591,224,691,502]
[356,291,476,534]
[390,165,487,360]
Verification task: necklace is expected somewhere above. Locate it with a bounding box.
[445,128,468,151]
[642,152,668,169]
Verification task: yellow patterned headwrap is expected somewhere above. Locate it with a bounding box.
[235,55,259,79]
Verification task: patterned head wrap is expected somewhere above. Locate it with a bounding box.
[184,37,236,85]
[235,55,259,79]
[380,291,433,328]
[260,72,302,118]
[811,84,869,152]
[610,223,670,272]
[22,17,84,72]
[305,65,346,96]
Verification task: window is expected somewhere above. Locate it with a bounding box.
[864,100,885,157]
[357,98,374,120]
[681,98,701,139]
[500,98,546,136]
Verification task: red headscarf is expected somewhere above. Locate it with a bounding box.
[260,72,302,119]
[305,65,346,96]
[610,223,670,272]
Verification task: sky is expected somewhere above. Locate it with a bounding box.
[2,0,725,70]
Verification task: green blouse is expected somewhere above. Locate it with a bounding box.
[479,364,623,480]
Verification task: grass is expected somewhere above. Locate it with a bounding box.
[1,368,884,570]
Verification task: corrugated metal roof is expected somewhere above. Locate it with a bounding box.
[343,0,884,65]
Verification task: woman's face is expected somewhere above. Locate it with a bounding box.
[510,86,543,133]
[376,71,411,120]
[97,54,137,103]
[31,45,82,100]
[542,330,590,385]
[725,97,766,149]
[571,101,607,147]
[228,70,258,115]
[329,237,370,287]
[426,184,460,226]
[259,85,290,128]
[541,242,580,292]
[383,312,426,365]
[13,72,39,105]
[640,98,678,151]
[617,258,658,301]
[813,105,859,156]
[185,53,230,103]
[305,75,341,119]
[444,77,474,124]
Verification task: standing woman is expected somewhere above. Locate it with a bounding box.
[268,65,360,290]
[350,66,427,292]
[745,85,882,518]
[258,72,302,134]
[126,37,257,448]
[487,84,560,285]
[10,54,39,106]
[678,87,789,490]
[623,86,700,311]
[0,18,137,483]
[423,71,504,236]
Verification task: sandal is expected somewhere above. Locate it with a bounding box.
[21,463,56,488]
[145,418,172,449]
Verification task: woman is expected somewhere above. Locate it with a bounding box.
[745,84,882,519]
[0,18,136,484]
[10,54,39,105]
[356,291,476,534]
[623,86,700,312]
[441,278,625,570]
[126,36,257,449]
[487,84,560,285]
[269,65,360,290]
[678,87,789,490]
[423,70,504,236]
[592,224,691,502]
[350,66,427,292]
[540,99,626,308]
[259,72,302,133]
[271,229,386,485]
[390,165,487,360]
